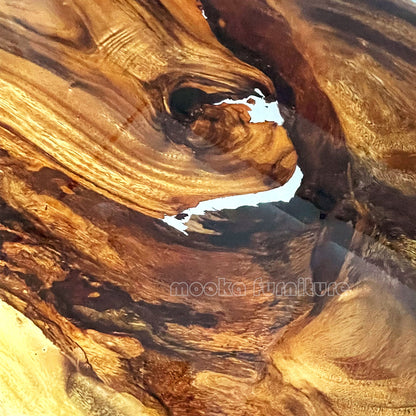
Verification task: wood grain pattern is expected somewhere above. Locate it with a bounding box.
[0,0,296,218]
[0,0,415,415]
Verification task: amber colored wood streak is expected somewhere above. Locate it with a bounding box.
[0,0,415,415]
[0,0,297,218]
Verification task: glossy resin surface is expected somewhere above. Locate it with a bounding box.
[0,0,415,415]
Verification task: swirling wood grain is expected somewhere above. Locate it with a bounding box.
[0,0,415,415]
